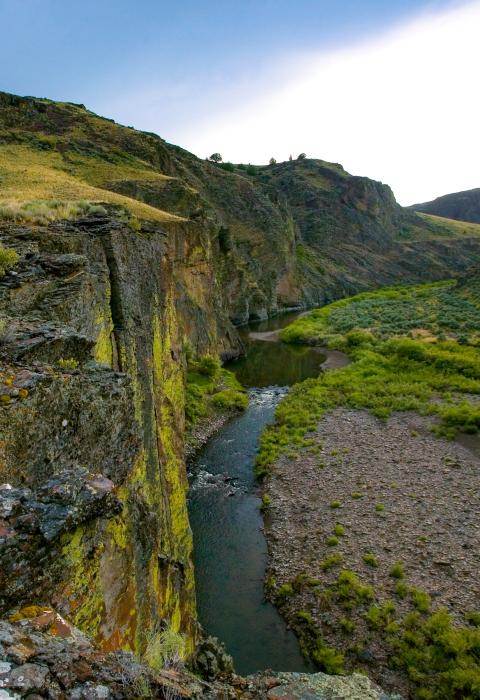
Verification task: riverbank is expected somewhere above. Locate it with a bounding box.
[185,355,249,459]
[258,279,480,698]
[264,408,480,696]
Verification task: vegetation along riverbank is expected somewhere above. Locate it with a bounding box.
[259,277,480,699]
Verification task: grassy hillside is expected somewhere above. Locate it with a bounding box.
[0,95,185,223]
[2,90,480,323]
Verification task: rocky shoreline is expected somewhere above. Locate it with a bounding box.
[185,411,235,462]
[0,606,392,699]
[263,407,480,696]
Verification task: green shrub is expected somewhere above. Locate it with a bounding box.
[339,617,355,634]
[465,611,480,627]
[211,389,248,411]
[375,503,385,512]
[0,246,19,276]
[344,330,375,347]
[365,600,396,630]
[330,500,342,509]
[296,610,313,624]
[261,493,272,511]
[143,626,186,670]
[128,216,141,233]
[58,357,79,369]
[320,553,343,571]
[219,161,235,172]
[311,641,345,674]
[195,354,221,377]
[334,523,345,537]
[363,552,379,568]
[390,607,480,699]
[436,401,480,434]
[411,588,431,613]
[335,570,374,606]
[390,561,405,579]
[276,582,294,600]
[327,536,339,547]
[395,581,409,599]
[186,361,247,430]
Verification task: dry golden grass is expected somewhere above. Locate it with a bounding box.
[417,212,480,237]
[65,152,172,187]
[0,145,183,224]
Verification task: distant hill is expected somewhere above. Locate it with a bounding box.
[1,90,480,324]
[411,188,480,224]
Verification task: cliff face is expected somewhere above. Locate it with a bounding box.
[256,159,480,305]
[411,187,480,224]
[0,210,236,656]
[1,92,480,664]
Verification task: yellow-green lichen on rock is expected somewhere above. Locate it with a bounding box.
[0,213,224,663]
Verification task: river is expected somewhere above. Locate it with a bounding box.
[187,312,325,675]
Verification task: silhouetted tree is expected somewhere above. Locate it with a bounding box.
[209,153,223,163]
[289,154,293,161]
[297,153,307,160]
[269,157,277,165]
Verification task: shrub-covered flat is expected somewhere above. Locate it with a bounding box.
[260,279,480,698]
[257,280,480,478]
[279,280,480,346]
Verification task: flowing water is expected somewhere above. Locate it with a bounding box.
[188,313,325,675]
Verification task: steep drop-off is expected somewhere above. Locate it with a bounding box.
[0,208,239,657]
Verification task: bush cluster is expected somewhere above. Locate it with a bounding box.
[185,354,248,430]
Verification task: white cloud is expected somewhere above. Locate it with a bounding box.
[179,1,480,205]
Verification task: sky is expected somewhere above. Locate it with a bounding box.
[0,0,479,204]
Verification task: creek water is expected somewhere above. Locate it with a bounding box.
[188,312,325,675]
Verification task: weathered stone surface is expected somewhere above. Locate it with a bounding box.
[265,672,388,699]
[0,612,394,699]
[193,636,234,680]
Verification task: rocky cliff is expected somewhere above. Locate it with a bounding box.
[0,208,238,659]
[1,91,480,678]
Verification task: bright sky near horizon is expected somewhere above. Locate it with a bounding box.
[0,0,478,204]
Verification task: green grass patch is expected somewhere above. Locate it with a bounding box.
[255,329,480,477]
[390,561,405,579]
[0,199,107,225]
[389,607,480,699]
[363,552,379,567]
[320,553,344,571]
